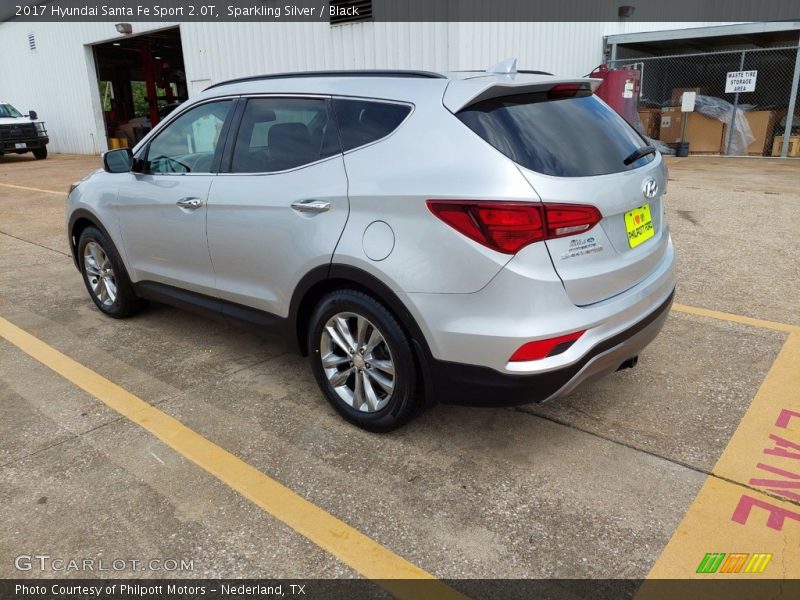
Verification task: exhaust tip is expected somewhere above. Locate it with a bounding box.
[616,356,639,371]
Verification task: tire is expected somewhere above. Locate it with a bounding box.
[308,289,420,432]
[32,147,47,160]
[77,226,143,318]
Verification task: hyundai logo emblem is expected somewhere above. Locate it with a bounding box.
[642,177,658,199]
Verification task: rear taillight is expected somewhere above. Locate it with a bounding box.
[426,201,544,254]
[426,201,601,255]
[509,330,585,362]
[544,204,602,238]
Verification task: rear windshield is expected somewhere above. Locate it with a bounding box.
[457,92,653,177]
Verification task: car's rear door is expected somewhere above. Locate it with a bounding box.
[206,96,348,318]
[116,98,234,295]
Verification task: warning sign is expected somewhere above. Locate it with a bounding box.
[725,70,758,93]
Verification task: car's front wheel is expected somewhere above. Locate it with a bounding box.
[77,227,143,318]
[308,290,420,431]
[32,147,47,160]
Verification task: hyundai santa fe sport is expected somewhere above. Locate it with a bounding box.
[67,64,675,431]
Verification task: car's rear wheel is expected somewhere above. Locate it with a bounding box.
[308,290,419,431]
[32,147,47,160]
[78,227,143,318]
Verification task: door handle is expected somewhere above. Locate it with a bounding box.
[176,197,204,210]
[291,199,331,213]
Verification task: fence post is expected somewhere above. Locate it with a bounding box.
[780,38,800,158]
[725,51,746,156]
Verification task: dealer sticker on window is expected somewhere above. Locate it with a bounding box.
[624,204,655,248]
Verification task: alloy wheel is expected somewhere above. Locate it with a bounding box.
[320,312,396,412]
[83,241,117,307]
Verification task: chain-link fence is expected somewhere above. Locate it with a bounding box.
[609,46,800,157]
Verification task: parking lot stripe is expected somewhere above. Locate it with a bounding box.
[672,303,799,334]
[0,316,467,599]
[642,332,800,582]
[0,182,65,196]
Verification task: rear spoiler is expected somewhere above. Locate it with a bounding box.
[443,77,602,113]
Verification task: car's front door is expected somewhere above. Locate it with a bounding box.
[116,98,234,295]
[206,96,348,317]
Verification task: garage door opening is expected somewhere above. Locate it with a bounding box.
[92,27,187,148]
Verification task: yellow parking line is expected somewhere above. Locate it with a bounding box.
[0,182,64,196]
[0,316,467,600]
[641,332,800,584]
[672,303,799,334]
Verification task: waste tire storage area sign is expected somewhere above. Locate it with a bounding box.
[725,70,758,93]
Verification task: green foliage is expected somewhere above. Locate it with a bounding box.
[100,81,112,112]
[131,81,149,118]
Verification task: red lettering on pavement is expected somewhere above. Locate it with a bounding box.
[731,495,800,530]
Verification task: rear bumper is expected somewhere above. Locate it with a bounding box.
[428,288,674,406]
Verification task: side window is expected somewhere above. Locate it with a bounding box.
[146,100,232,174]
[332,99,411,152]
[231,98,340,173]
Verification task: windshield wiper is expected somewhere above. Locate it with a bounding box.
[623,146,656,166]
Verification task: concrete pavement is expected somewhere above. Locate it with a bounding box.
[1,152,798,585]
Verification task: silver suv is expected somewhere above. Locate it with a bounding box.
[67,65,675,431]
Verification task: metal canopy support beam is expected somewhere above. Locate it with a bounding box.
[606,21,800,46]
[781,33,800,158]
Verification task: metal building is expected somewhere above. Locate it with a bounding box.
[0,19,797,155]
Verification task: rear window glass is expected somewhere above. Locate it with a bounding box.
[457,93,653,177]
[231,97,340,173]
[332,99,411,151]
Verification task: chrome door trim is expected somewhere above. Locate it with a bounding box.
[176,197,205,209]
[291,199,331,213]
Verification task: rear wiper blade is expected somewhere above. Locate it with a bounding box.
[623,146,656,166]
[623,146,657,166]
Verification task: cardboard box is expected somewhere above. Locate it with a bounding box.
[658,106,724,153]
[671,87,704,105]
[638,108,660,139]
[744,110,780,156]
[771,135,800,157]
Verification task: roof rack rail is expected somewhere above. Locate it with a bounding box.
[206,70,447,90]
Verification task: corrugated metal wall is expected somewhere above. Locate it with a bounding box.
[0,20,725,154]
[0,22,180,155]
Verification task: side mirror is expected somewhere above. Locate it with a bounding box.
[103,148,133,173]
[28,110,38,120]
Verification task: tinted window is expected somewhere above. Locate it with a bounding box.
[332,99,411,151]
[231,98,339,173]
[0,104,22,118]
[457,93,653,177]
[147,100,231,174]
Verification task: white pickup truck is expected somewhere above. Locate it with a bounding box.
[0,102,49,160]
